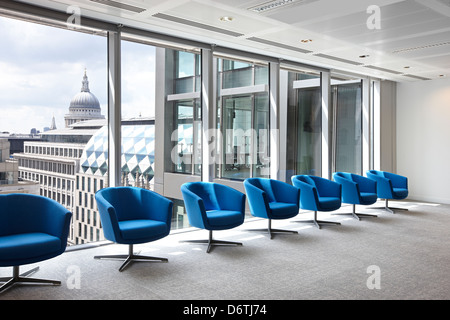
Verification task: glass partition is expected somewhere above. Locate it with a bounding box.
[331,74,363,174]
[285,68,322,177]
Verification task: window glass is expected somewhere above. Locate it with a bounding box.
[1,16,107,246]
[286,70,322,176]
[332,75,363,174]
[217,57,270,180]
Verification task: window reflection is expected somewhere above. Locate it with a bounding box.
[332,76,362,174]
[286,70,322,176]
[217,58,270,180]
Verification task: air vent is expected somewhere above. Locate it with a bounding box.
[403,74,431,81]
[392,41,450,54]
[152,13,244,37]
[247,37,312,54]
[313,53,363,66]
[248,0,318,13]
[89,0,146,13]
[364,65,403,75]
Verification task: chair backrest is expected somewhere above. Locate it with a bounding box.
[292,175,316,188]
[333,172,353,181]
[367,170,384,178]
[182,182,220,211]
[0,193,71,238]
[96,187,148,221]
[244,178,277,202]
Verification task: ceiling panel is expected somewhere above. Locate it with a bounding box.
[10,0,450,81]
[413,54,450,68]
[158,1,280,36]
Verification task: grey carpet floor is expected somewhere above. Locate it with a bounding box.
[1,200,449,300]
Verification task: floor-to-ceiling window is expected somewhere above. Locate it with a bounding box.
[0,15,108,245]
[285,68,322,177]
[331,74,363,174]
[216,56,270,180]
[164,49,202,176]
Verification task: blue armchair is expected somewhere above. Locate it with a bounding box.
[244,178,300,239]
[332,172,378,220]
[0,194,72,293]
[181,182,246,253]
[366,170,409,213]
[291,175,341,229]
[94,187,173,271]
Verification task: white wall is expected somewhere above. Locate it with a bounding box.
[397,77,450,204]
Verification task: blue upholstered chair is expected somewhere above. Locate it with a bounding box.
[94,187,173,271]
[0,194,72,293]
[181,182,246,253]
[291,175,341,229]
[366,170,409,214]
[332,172,378,220]
[244,178,300,239]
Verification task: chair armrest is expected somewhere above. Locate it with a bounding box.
[244,181,270,218]
[215,184,246,213]
[141,189,173,226]
[318,177,341,197]
[271,179,300,205]
[366,171,393,198]
[291,177,319,211]
[181,185,207,229]
[95,191,122,241]
[352,174,376,193]
[384,172,408,189]
[41,197,72,243]
[333,174,360,204]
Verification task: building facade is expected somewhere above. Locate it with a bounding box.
[0,138,39,195]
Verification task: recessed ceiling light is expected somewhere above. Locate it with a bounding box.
[219,16,233,22]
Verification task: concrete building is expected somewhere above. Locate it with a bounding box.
[0,138,39,195]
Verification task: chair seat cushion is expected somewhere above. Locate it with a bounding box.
[392,188,408,200]
[0,233,61,263]
[360,192,378,205]
[118,219,168,241]
[206,210,244,230]
[318,197,341,211]
[268,202,299,219]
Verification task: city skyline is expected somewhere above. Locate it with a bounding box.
[0,15,156,135]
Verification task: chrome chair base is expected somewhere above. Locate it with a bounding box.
[292,211,341,229]
[94,244,168,272]
[181,230,242,253]
[333,204,378,221]
[0,266,60,294]
[248,219,298,239]
[369,199,409,214]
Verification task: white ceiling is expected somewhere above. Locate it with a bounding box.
[15,0,450,81]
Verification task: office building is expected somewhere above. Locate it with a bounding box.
[0,138,39,195]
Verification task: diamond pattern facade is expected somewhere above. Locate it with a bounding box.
[80,125,155,180]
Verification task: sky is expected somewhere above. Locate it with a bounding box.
[0,15,156,134]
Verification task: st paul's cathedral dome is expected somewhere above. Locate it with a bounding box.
[64,70,105,128]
